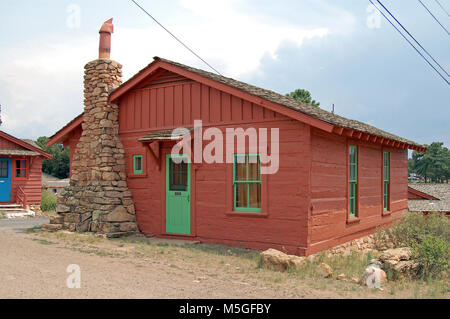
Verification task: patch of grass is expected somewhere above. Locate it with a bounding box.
[187,243,258,260]
[41,190,57,212]
[32,238,56,245]
[26,225,42,233]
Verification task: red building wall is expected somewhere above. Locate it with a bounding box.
[307,128,407,255]
[62,127,82,178]
[10,157,43,205]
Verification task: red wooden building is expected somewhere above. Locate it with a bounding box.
[0,130,51,208]
[47,57,426,255]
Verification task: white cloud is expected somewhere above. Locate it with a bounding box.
[0,0,355,139]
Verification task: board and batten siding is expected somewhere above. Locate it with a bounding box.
[11,157,43,205]
[0,134,44,206]
[118,74,311,255]
[118,81,280,133]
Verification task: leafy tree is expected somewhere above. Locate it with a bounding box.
[286,89,320,107]
[36,136,70,179]
[410,142,450,183]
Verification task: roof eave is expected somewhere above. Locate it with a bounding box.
[331,125,427,152]
[47,113,84,148]
[0,130,52,159]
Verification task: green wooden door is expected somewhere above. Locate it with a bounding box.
[166,154,191,235]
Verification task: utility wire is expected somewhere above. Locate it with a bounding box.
[376,0,449,77]
[368,0,449,85]
[418,0,450,36]
[130,0,223,76]
[434,0,450,18]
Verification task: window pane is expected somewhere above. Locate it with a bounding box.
[350,164,356,182]
[235,183,248,208]
[249,183,261,208]
[248,156,260,181]
[0,163,7,178]
[349,183,356,217]
[135,157,142,171]
[349,146,356,163]
[170,160,188,191]
[235,155,247,181]
[19,169,26,178]
[384,181,389,210]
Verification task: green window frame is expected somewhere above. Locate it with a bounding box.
[233,154,262,213]
[349,145,358,218]
[133,155,143,174]
[383,152,390,211]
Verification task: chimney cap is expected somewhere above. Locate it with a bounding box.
[99,18,114,34]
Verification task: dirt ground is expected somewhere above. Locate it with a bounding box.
[0,219,447,299]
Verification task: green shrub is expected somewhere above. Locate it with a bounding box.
[389,213,449,248]
[41,189,57,212]
[415,234,449,279]
[378,212,449,279]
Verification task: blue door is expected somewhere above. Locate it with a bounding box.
[0,158,11,202]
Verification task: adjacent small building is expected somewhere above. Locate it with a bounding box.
[408,184,450,215]
[0,130,51,209]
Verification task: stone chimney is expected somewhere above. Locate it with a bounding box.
[44,19,138,236]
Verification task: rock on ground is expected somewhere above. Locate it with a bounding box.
[316,263,333,278]
[260,249,306,272]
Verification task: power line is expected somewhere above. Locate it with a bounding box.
[376,0,449,77]
[368,0,449,85]
[130,0,223,76]
[418,0,450,36]
[434,0,450,18]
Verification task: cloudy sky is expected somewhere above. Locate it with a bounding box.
[0,0,449,147]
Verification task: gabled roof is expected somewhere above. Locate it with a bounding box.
[109,57,426,152]
[50,56,426,152]
[0,130,52,159]
[408,186,440,200]
[46,113,84,147]
[408,183,450,212]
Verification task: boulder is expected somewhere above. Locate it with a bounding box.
[337,273,347,281]
[56,205,70,214]
[316,263,333,278]
[102,206,135,223]
[49,215,64,225]
[379,247,412,262]
[42,224,63,232]
[260,249,306,272]
[378,247,420,279]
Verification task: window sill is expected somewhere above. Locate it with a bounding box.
[226,211,268,218]
[161,232,196,238]
[347,217,360,225]
[382,210,392,217]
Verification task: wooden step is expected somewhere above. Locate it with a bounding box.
[0,204,23,209]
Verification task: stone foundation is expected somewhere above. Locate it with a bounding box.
[45,59,137,236]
